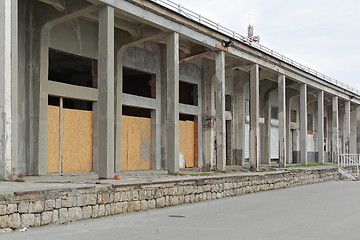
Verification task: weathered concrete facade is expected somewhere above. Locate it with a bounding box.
[1,0,360,179]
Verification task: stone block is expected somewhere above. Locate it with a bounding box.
[145,190,154,200]
[114,192,121,202]
[1,215,9,228]
[59,208,69,224]
[139,190,146,200]
[82,206,92,219]
[21,214,35,227]
[68,207,76,222]
[86,194,97,205]
[7,204,17,214]
[18,202,30,213]
[76,195,86,207]
[156,197,165,207]
[140,200,147,211]
[34,214,41,227]
[132,190,139,201]
[55,199,62,209]
[148,200,155,209]
[105,204,111,215]
[41,211,52,225]
[30,201,44,213]
[74,207,83,221]
[92,205,99,218]
[62,196,75,208]
[133,201,140,211]
[110,203,116,215]
[44,199,55,211]
[8,213,21,229]
[52,210,59,223]
[0,205,6,215]
[98,204,105,216]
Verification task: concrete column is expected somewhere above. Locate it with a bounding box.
[317,90,324,163]
[215,51,226,171]
[278,75,286,167]
[201,58,215,170]
[262,97,271,165]
[0,0,17,179]
[344,100,350,154]
[166,32,179,173]
[299,84,307,165]
[249,64,260,170]
[331,96,339,163]
[98,5,115,178]
[239,85,246,165]
[357,106,360,154]
[233,71,247,165]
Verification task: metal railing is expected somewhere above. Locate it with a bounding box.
[338,154,360,177]
[150,0,360,96]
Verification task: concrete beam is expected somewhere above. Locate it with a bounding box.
[317,90,324,164]
[250,64,260,170]
[39,0,65,12]
[278,75,286,167]
[299,84,307,165]
[84,12,140,37]
[166,32,180,173]
[48,81,98,101]
[332,96,339,163]
[344,100,350,154]
[98,5,115,178]
[215,51,226,171]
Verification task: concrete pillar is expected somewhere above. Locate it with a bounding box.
[201,58,215,170]
[299,84,307,165]
[233,71,247,165]
[344,100,350,154]
[278,75,286,167]
[262,97,271,165]
[239,85,246,165]
[98,5,115,178]
[332,96,339,163]
[0,0,18,179]
[215,51,226,171]
[317,90,324,164]
[166,32,179,173]
[249,64,260,170]
[357,106,360,154]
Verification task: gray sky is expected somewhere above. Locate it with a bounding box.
[175,0,360,91]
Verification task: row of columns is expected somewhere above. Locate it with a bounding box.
[96,5,353,178]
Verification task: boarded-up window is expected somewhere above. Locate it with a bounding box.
[179,120,195,168]
[121,115,151,171]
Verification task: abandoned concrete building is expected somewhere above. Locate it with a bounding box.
[1,0,360,179]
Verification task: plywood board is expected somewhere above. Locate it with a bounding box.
[47,105,60,173]
[121,115,151,170]
[62,108,93,173]
[179,120,195,168]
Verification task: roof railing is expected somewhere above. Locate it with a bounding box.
[150,0,360,96]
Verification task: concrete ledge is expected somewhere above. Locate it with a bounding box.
[0,167,356,231]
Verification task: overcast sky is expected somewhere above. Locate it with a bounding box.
[175,0,360,91]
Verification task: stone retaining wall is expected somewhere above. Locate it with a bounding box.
[0,167,354,230]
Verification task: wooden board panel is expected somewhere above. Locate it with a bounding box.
[179,120,195,168]
[121,115,151,170]
[62,108,93,173]
[47,105,60,173]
